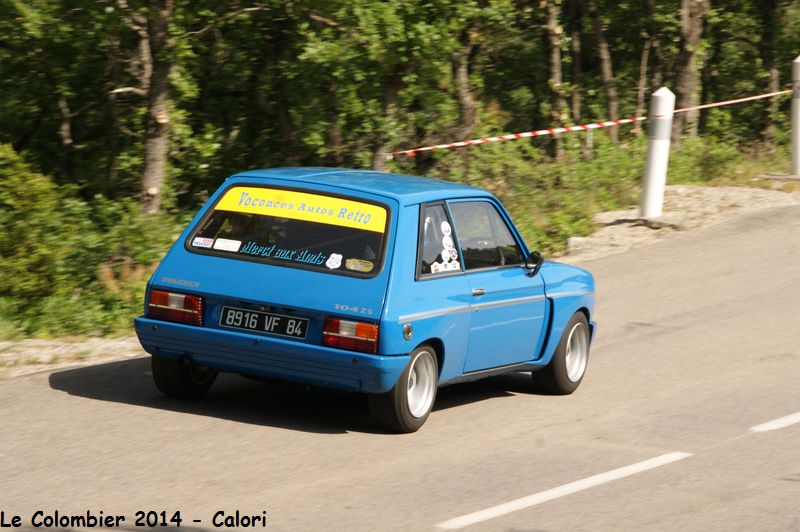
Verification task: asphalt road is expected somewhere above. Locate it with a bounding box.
[2,204,799,531]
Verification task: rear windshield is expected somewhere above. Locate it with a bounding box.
[187,185,389,277]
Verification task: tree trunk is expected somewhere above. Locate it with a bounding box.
[568,0,593,157]
[141,0,174,215]
[568,0,582,125]
[645,0,663,94]
[105,36,121,192]
[671,0,709,147]
[33,45,76,180]
[634,1,653,133]
[452,41,478,141]
[413,35,478,168]
[240,54,269,167]
[635,39,651,133]
[543,0,565,159]
[371,72,402,171]
[585,0,618,142]
[273,25,300,165]
[699,28,721,134]
[758,0,779,149]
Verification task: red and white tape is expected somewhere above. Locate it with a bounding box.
[389,117,646,158]
[388,88,794,158]
[671,89,791,115]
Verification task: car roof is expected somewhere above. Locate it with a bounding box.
[228,167,491,206]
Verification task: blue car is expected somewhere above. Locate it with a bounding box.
[135,168,595,432]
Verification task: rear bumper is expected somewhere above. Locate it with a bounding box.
[134,317,409,393]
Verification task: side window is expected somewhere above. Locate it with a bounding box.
[418,204,462,276]
[449,201,524,270]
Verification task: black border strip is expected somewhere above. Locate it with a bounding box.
[415,201,466,281]
[218,305,310,339]
[184,182,393,279]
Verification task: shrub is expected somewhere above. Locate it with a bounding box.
[0,144,176,337]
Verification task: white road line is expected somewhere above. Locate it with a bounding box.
[435,452,692,530]
[750,411,800,433]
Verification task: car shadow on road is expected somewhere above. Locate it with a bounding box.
[48,357,542,435]
[434,372,539,411]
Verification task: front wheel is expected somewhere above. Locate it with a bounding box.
[151,355,218,399]
[369,345,438,433]
[532,312,590,394]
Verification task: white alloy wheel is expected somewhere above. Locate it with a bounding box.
[407,350,437,418]
[564,322,589,383]
[368,344,439,432]
[531,312,590,395]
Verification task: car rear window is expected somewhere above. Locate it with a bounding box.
[187,185,389,277]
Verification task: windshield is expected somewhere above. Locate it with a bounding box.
[188,185,389,276]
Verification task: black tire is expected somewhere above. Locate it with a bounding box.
[369,345,438,433]
[151,355,218,399]
[533,312,590,395]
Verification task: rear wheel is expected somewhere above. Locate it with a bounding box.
[151,355,218,399]
[533,312,590,394]
[369,345,438,433]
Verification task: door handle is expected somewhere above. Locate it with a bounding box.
[471,288,485,297]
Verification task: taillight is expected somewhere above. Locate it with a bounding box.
[147,289,204,326]
[322,318,379,354]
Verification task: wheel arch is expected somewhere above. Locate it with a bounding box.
[417,337,445,383]
[539,293,595,365]
[576,306,596,340]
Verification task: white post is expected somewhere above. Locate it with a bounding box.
[792,55,800,176]
[641,87,676,219]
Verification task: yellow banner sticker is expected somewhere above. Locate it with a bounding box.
[215,186,387,233]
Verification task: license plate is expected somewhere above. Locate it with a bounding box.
[219,306,309,339]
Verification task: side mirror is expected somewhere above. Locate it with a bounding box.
[526,251,544,278]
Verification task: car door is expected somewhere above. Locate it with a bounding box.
[448,200,548,372]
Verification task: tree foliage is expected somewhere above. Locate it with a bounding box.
[1,1,798,336]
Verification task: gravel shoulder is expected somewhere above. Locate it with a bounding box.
[0,337,145,379]
[557,183,800,263]
[2,183,798,379]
